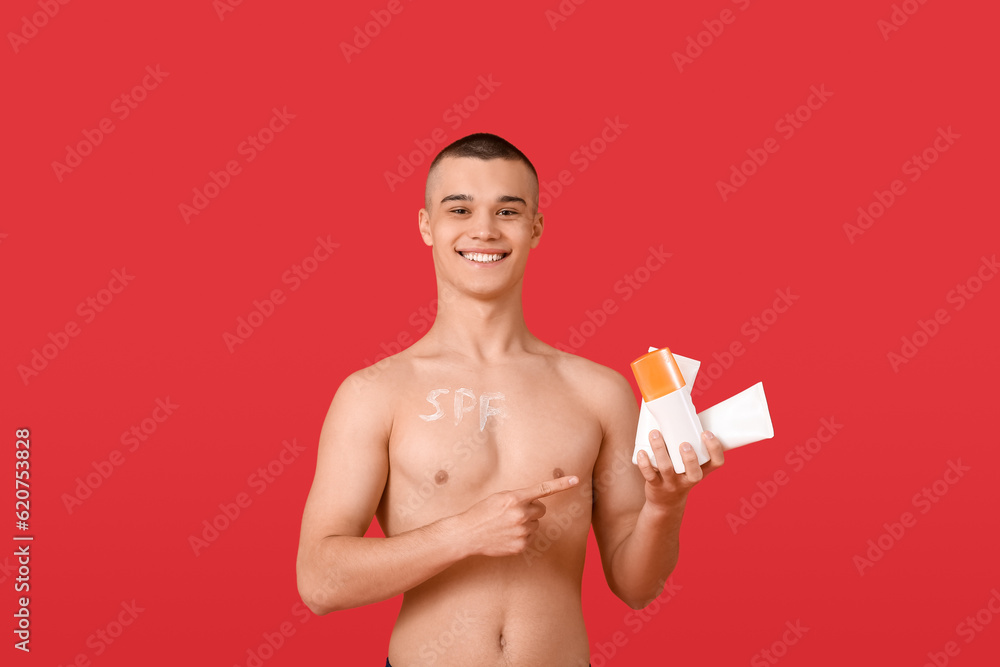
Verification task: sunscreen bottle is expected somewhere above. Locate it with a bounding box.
[630,348,709,472]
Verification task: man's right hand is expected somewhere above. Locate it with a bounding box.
[460,476,580,557]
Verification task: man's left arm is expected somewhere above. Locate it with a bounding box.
[590,370,724,609]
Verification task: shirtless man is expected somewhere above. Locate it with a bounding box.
[296,133,724,666]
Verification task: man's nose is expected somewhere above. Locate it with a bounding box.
[469,211,500,239]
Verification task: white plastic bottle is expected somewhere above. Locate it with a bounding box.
[630,347,709,472]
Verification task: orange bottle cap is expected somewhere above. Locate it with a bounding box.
[631,347,686,402]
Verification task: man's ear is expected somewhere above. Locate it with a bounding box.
[418,208,433,246]
[529,212,544,249]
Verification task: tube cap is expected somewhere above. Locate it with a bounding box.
[631,347,686,402]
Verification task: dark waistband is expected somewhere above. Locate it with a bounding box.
[388,661,590,666]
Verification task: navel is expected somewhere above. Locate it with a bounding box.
[553,467,564,479]
[434,469,449,485]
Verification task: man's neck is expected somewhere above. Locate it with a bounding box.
[422,281,535,363]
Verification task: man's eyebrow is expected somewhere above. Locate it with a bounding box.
[439,194,527,206]
[497,195,527,206]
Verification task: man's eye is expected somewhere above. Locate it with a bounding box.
[498,209,518,217]
[450,208,469,215]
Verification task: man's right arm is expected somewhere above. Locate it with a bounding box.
[295,369,581,615]
[295,370,470,614]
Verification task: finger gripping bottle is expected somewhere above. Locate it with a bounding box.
[630,347,709,472]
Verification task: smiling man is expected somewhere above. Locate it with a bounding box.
[296,133,724,666]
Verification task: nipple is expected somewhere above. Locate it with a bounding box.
[553,467,564,479]
[434,470,449,485]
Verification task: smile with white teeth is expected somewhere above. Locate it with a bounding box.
[459,251,508,263]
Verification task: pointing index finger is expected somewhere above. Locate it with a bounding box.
[519,475,580,501]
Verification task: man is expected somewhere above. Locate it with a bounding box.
[296,133,724,666]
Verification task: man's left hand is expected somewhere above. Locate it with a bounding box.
[635,430,724,510]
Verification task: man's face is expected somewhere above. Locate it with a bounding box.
[418,157,543,299]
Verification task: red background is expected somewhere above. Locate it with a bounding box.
[3,0,999,665]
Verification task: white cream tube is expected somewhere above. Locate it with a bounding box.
[673,353,701,395]
[697,381,774,450]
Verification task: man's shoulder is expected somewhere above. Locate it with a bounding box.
[540,347,638,434]
[339,350,414,395]
[320,351,417,440]
[541,344,635,401]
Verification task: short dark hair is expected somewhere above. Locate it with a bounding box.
[425,133,539,209]
[428,132,537,179]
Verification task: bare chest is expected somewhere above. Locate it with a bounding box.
[380,377,602,533]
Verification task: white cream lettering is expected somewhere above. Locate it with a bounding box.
[479,393,504,431]
[418,389,450,422]
[454,388,476,425]
[419,388,506,431]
